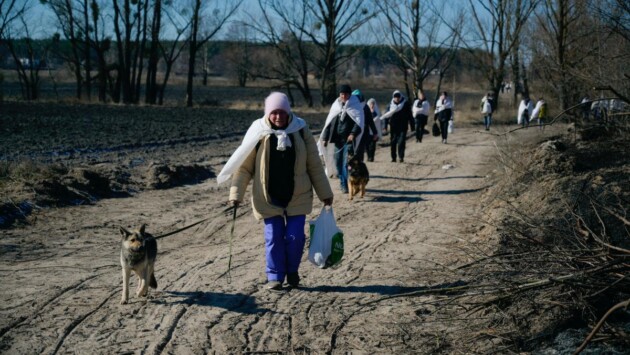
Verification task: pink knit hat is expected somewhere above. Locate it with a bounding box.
[264,92,291,117]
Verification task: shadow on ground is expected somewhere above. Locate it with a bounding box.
[160,291,272,314]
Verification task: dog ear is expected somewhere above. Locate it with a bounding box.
[139,224,146,235]
[119,226,131,238]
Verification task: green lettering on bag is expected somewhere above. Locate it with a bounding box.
[325,232,344,268]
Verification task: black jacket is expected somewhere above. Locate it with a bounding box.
[389,99,414,133]
[322,110,362,147]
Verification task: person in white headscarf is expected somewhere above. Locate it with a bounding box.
[517,95,533,127]
[381,90,414,162]
[435,91,453,144]
[219,92,333,291]
[319,84,364,194]
[531,97,547,131]
[412,89,430,142]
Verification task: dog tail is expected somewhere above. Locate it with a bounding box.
[150,273,157,289]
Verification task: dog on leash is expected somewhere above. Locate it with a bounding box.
[347,156,369,200]
[120,224,157,304]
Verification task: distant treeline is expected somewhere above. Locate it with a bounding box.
[1,0,628,109]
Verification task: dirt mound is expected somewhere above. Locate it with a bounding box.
[0,163,214,228]
[145,163,215,189]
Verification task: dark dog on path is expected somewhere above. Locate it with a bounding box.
[347,156,369,200]
[120,224,157,304]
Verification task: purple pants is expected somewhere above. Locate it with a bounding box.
[263,214,306,282]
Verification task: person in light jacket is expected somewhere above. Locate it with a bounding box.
[481,92,494,131]
[223,92,334,291]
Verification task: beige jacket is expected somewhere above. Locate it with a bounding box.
[229,118,333,220]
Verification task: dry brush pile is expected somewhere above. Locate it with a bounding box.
[358,119,630,353]
[449,120,630,352]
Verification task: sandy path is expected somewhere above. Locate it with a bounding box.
[0,127,496,354]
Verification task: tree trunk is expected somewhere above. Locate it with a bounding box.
[83,0,91,101]
[65,0,83,100]
[146,0,161,104]
[186,0,201,107]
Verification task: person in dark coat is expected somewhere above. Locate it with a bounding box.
[351,89,379,162]
[381,90,414,162]
[435,91,453,144]
[320,84,363,193]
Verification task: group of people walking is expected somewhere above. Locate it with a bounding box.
[217,85,553,292]
[517,96,547,130]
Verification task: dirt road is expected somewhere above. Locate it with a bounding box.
[0,128,496,354]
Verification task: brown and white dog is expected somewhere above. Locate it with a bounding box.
[119,224,157,304]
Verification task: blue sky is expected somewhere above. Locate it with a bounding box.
[15,0,467,45]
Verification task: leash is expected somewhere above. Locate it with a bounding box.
[226,203,238,284]
[154,217,212,240]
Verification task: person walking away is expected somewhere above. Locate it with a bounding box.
[481,92,494,131]
[517,95,533,128]
[380,90,414,162]
[412,90,431,142]
[352,89,379,162]
[319,84,364,194]
[218,92,334,291]
[531,97,547,131]
[435,91,453,144]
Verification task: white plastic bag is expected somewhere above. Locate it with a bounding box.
[308,206,344,269]
[447,120,454,134]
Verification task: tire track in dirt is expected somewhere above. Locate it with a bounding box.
[0,272,107,339]
[48,290,119,355]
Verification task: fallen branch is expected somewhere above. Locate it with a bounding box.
[574,298,630,354]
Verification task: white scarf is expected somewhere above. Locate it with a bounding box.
[380,96,406,120]
[531,100,545,119]
[316,95,364,177]
[517,99,533,123]
[317,95,364,154]
[217,114,306,184]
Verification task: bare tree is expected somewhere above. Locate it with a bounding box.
[460,0,539,109]
[223,22,254,87]
[43,0,86,100]
[156,3,190,105]
[579,0,630,103]
[0,0,27,103]
[185,0,242,107]
[0,0,27,44]
[374,0,460,99]
[302,0,375,106]
[247,0,316,106]
[145,0,161,104]
[111,0,150,104]
[88,0,112,103]
[4,13,49,100]
[533,0,593,110]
